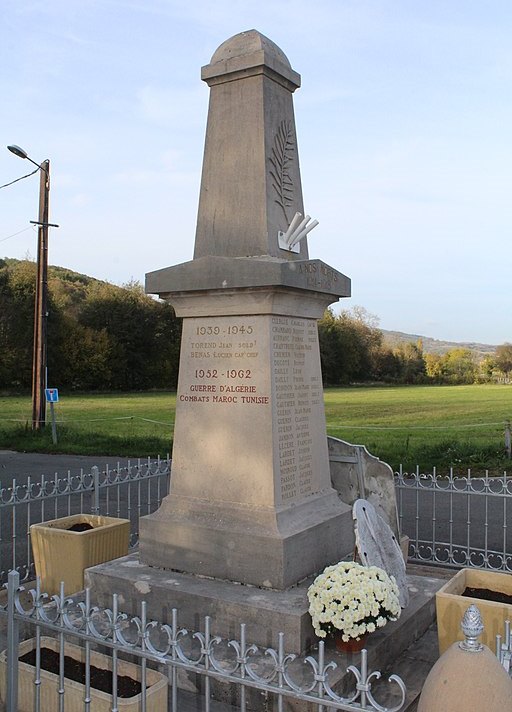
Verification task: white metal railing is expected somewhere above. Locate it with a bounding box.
[3,460,511,586]
[395,468,512,571]
[0,457,170,584]
[0,571,407,712]
[497,620,512,674]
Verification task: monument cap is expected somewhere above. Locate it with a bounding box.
[202,29,301,90]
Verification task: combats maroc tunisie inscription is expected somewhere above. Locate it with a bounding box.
[178,315,324,504]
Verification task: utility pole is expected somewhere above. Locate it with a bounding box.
[7,145,58,431]
[31,160,50,430]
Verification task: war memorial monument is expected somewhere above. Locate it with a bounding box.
[140,28,352,590]
[88,30,431,658]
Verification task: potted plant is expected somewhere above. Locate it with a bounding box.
[307,561,401,652]
[0,636,167,712]
[30,514,130,596]
[436,568,512,654]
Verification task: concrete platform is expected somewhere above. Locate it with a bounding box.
[86,554,446,661]
[0,563,453,712]
[86,552,316,652]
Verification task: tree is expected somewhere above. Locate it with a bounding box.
[424,353,442,381]
[317,307,383,384]
[394,341,426,383]
[78,280,180,390]
[59,322,114,390]
[0,260,37,388]
[439,348,477,384]
[0,260,183,392]
[318,310,344,385]
[495,344,512,375]
[372,347,402,382]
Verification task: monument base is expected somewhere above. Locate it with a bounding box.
[86,556,444,673]
[139,490,354,589]
[86,552,318,652]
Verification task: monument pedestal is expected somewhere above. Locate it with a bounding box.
[141,490,352,590]
[140,287,353,589]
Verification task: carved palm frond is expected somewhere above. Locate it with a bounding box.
[269,120,295,221]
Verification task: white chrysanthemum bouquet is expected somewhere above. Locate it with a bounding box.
[307,561,401,642]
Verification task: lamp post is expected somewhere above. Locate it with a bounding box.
[7,145,58,430]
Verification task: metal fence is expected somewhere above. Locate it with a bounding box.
[395,467,512,571]
[0,570,407,712]
[0,457,170,585]
[4,458,512,587]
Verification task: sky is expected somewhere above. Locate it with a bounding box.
[1,1,511,345]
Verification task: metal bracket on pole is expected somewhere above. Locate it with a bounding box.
[30,220,59,228]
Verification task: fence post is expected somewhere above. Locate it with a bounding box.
[505,421,511,459]
[6,569,20,712]
[92,466,100,515]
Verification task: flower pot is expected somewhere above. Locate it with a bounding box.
[334,633,367,653]
[0,636,167,712]
[436,568,512,654]
[30,514,130,596]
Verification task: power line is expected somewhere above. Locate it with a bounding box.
[0,166,39,190]
[0,225,35,243]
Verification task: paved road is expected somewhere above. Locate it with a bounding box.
[0,451,143,482]
[398,478,512,568]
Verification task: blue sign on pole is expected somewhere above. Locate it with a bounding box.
[45,388,59,403]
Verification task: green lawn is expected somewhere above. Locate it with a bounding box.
[324,384,511,472]
[0,385,510,472]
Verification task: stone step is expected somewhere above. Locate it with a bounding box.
[170,622,440,712]
[165,572,446,712]
[320,572,442,682]
[370,624,439,712]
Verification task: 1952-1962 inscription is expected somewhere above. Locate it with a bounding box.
[179,318,269,405]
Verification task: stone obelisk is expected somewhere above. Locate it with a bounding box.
[87,29,353,652]
[139,30,352,590]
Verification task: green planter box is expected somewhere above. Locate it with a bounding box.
[30,514,130,596]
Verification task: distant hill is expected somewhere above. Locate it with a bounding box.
[1,258,498,361]
[381,330,496,358]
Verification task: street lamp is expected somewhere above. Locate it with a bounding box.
[7,145,58,430]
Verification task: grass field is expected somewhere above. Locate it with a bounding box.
[0,385,510,472]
